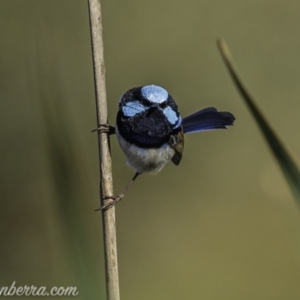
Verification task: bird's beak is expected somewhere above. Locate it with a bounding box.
[146,105,159,117]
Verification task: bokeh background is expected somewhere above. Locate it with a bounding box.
[1,0,300,299]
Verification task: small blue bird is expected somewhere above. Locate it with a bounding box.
[95,84,235,210]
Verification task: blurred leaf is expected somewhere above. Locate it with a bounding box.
[217,39,300,206]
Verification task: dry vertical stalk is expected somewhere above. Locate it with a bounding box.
[87,0,120,299]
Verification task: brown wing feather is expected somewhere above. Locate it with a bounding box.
[168,126,185,166]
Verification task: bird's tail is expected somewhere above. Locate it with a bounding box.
[182,107,235,134]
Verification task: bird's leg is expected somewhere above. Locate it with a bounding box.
[96,172,140,211]
[91,124,115,135]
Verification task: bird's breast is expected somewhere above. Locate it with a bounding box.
[116,125,175,174]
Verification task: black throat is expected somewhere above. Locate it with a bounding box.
[117,108,176,148]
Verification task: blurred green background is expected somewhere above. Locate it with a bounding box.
[1,0,300,299]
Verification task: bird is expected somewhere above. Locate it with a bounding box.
[94,84,235,210]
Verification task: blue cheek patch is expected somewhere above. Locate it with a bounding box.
[141,85,168,104]
[163,106,179,125]
[173,116,182,129]
[122,101,147,117]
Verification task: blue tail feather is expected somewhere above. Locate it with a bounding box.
[182,107,235,134]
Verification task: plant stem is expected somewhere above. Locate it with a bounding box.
[87,1,120,299]
[217,39,300,204]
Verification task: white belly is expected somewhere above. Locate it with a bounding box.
[116,126,174,174]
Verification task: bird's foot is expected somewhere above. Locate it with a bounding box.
[95,194,125,211]
[91,124,115,135]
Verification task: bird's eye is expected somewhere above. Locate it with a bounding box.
[160,102,167,109]
[140,99,151,107]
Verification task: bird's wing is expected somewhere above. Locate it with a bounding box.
[182,107,235,134]
[169,127,185,166]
